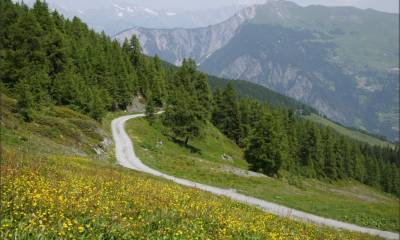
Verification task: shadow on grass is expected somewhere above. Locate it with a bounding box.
[167,136,201,154]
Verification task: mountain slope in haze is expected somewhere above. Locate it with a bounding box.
[115,0,400,141]
[115,6,257,65]
[208,77,393,147]
[20,0,247,35]
[164,56,392,146]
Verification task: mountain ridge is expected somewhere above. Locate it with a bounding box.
[115,0,399,141]
[115,5,257,65]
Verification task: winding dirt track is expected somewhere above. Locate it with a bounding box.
[112,114,399,240]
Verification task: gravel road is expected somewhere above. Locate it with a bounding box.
[112,114,399,240]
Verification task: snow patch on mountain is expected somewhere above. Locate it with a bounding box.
[113,4,124,11]
[166,12,177,16]
[144,8,159,16]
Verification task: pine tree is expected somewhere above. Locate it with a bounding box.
[145,93,156,124]
[299,125,320,178]
[334,137,346,179]
[194,72,212,122]
[323,129,338,180]
[163,59,210,146]
[245,111,288,176]
[15,80,34,122]
[212,83,242,144]
[238,99,253,146]
[365,156,380,187]
[354,146,367,182]
[88,88,107,121]
[212,88,224,128]
[127,35,143,67]
[151,55,165,106]
[283,110,298,171]
[344,143,355,178]
[163,88,200,145]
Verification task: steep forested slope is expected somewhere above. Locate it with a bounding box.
[0,0,166,121]
[208,75,317,114]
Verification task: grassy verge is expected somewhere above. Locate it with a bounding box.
[0,150,382,240]
[126,117,400,232]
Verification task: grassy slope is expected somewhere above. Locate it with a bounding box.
[1,98,379,239]
[126,117,399,232]
[305,114,393,147]
[0,94,111,158]
[1,151,379,240]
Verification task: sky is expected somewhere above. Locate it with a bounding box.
[117,0,399,13]
[20,0,399,13]
[114,0,400,13]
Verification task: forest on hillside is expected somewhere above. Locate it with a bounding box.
[1,0,399,196]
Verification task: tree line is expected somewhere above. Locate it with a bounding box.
[212,84,400,196]
[1,0,398,196]
[0,0,166,120]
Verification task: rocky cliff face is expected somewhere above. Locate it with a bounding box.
[114,1,399,141]
[115,6,256,65]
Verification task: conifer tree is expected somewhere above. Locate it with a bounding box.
[16,80,34,122]
[88,88,107,121]
[324,131,338,180]
[163,59,210,146]
[128,35,143,66]
[145,93,156,124]
[163,88,200,145]
[212,83,242,144]
[245,111,288,176]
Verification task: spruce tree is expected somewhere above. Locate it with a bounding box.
[15,80,34,122]
[145,93,156,124]
[163,59,210,146]
[245,111,288,176]
[324,129,338,180]
[163,88,200,146]
[212,83,242,144]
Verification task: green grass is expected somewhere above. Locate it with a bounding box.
[1,101,381,239]
[304,114,393,147]
[1,150,382,240]
[126,117,400,232]
[0,94,111,159]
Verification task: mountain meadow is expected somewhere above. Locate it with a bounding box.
[0,0,399,239]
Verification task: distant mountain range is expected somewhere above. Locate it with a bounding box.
[115,0,399,141]
[19,0,251,35]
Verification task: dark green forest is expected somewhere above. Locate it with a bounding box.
[1,0,399,196]
[212,84,399,195]
[208,76,317,115]
[0,0,166,121]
